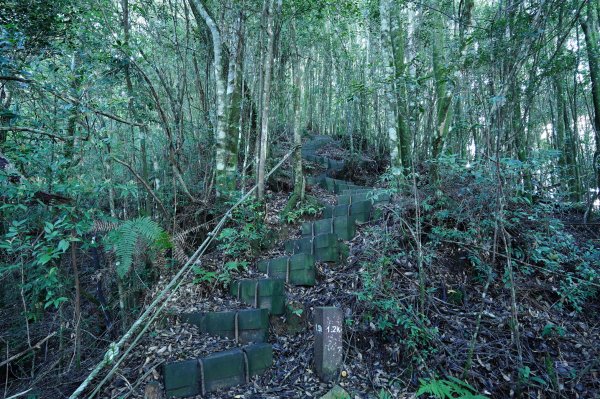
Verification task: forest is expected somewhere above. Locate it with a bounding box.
[1,0,599,398]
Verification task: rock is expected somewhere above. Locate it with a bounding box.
[320,385,351,399]
[144,381,163,399]
[314,306,343,381]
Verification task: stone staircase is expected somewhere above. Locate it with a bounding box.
[162,135,387,397]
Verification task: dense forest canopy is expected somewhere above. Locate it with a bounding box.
[1,0,599,397]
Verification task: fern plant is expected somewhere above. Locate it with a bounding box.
[416,377,487,399]
[104,217,172,278]
[281,195,323,224]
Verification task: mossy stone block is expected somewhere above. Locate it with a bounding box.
[301,215,357,241]
[230,279,286,315]
[163,359,200,398]
[338,191,390,205]
[243,343,273,377]
[323,200,372,223]
[257,253,316,286]
[285,233,344,263]
[238,308,269,330]
[321,385,351,399]
[181,309,269,343]
[202,349,245,393]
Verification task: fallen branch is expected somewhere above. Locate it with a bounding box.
[0,332,57,368]
[5,388,34,399]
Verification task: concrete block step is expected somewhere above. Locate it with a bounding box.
[323,200,373,223]
[230,278,286,315]
[180,308,269,344]
[163,343,272,397]
[284,233,348,263]
[337,191,391,205]
[257,253,315,286]
[301,215,357,241]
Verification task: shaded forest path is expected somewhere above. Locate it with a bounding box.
[160,135,390,398]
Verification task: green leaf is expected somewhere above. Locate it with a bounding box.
[58,239,70,252]
[38,253,53,265]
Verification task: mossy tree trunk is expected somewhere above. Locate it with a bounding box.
[257,0,278,200]
[379,0,401,173]
[284,18,305,214]
[580,4,600,217]
[188,0,231,195]
[390,3,411,171]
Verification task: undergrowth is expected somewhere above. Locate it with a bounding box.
[280,195,323,224]
[353,155,600,397]
[193,196,270,287]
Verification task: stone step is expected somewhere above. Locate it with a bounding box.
[302,135,333,151]
[303,154,345,172]
[323,200,373,223]
[341,187,384,195]
[317,177,363,194]
[163,343,273,397]
[257,253,316,286]
[301,215,357,241]
[230,278,286,315]
[180,308,269,344]
[284,233,348,263]
[306,176,355,192]
[337,191,391,205]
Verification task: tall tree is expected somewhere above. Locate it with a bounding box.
[580,1,600,217]
[188,0,231,194]
[257,0,278,200]
[430,1,453,178]
[379,0,401,172]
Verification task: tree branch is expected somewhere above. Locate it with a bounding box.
[0,332,57,368]
[0,126,71,142]
[112,157,169,216]
[1,75,144,127]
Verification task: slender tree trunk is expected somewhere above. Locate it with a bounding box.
[431,5,453,179]
[580,4,600,219]
[390,4,411,170]
[284,19,305,213]
[257,0,278,200]
[188,0,231,194]
[225,9,245,183]
[64,52,83,172]
[122,0,151,216]
[70,238,81,369]
[0,85,11,144]
[379,0,401,172]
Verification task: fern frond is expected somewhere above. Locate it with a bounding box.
[416,378,487,399]
[104,217,171,278]
[115,223,137,278]
[91,219,119,234]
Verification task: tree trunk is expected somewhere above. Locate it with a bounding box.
[225,10,245,185]
[284,18,305,214]
[188,0,231,194]
[257,0,278,200]
[431,4,453,178]
[122,0,151,216]
[580,4,600,218]
[390,4,411,170]
[379,0,401,172]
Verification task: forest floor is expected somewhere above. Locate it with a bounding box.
[100,139,600,399]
